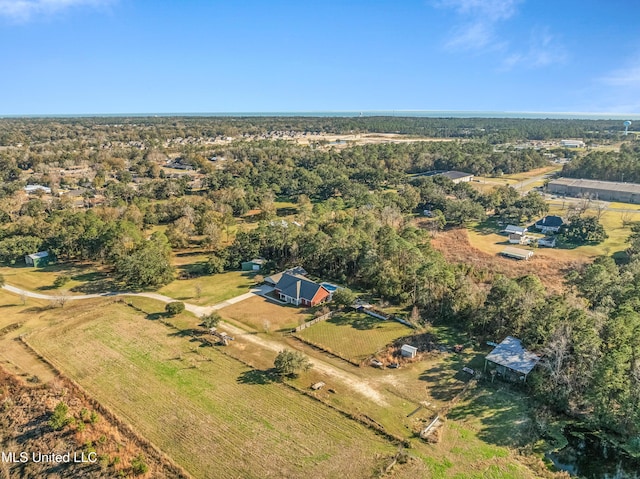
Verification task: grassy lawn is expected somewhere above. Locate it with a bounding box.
[6,292,549,479]
[468,207,635,262]
[27,299,400,479]
[217,295,312,333]
[158,270,255,306]
[297,312,413,363]
[0,262,113,295]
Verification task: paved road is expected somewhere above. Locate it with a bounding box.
[1,282,388,405]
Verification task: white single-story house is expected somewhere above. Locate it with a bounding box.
[538,236,557,248]
[509,233,531,245]
[503,225,527,236]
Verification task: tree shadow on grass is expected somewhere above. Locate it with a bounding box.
[168,328,202,338]
[418,355,468,401]
[328,313,381,330]
[237,368,277,385]
[70,278,117,295]
[447,386,532,447]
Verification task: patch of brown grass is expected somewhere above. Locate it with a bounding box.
[0,366,187,479]
[431,228,582,293]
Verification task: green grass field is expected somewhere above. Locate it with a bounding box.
[158,270,254,305]
[27,299,400,479]
[0,262,112,295]
[3,289,549,479]
[297,312,412,363]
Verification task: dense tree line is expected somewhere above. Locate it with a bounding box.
[0,116,629,147]
[561,142,640,183]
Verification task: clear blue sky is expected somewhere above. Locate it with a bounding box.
[1,0,639,115]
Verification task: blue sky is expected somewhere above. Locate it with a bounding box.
[1,0,639,115]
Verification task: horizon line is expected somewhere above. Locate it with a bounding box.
[1,110,639,120]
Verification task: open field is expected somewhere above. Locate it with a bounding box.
[0,262,112,295]
[466,206,635,264]
[297,312,413,363]
[158,270,255,305]
[431,228,578,292]
[0,367,188,478]
[27,298,403,479]
[217,295,312,332]
[1,284,556,478]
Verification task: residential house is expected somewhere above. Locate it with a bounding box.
[535,215,564,234]
[264,266,308,286]
[503,225,527,236]
[509,233,531,245]
[274,273,330,307]
[538,236,557,248]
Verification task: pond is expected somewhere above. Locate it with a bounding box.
[546,427,640,479]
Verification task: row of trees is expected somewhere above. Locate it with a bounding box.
[561,142,640,183]
[0,116,629,147]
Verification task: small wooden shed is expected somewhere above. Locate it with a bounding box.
[25,251,52,268]
[241,258,265,271]
[400,344,418,358]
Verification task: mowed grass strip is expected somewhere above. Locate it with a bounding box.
[0,262,109,295]
[298,312,412,362]
[28,300,395,479]
[158,270,254,306]
[218,295,313,332]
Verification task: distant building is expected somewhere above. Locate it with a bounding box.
[548,178,640,204]
[538,237,557,248]
[534,215,564,234]
[484,336,540,382]
[241,258,265,271]
[413,170,474,184]
[560,140,585,148]
[509,233,530,245]
[25,251,53,268]
[503,225,527,236]
[500,246,533,261]
[24,184,52,195]
[440,171,474,184]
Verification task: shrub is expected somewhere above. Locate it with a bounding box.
[131,454,149,475]
[165,301,185,316]
[49,401,71,430]
[201,312,221,329]
[274,350,312,378]
[53,274,71,288]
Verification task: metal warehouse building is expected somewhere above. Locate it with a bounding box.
[548,178,640,204]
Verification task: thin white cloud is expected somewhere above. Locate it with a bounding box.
[436,0,521,54]
[595,58,640,113]
[0,0,112,21]
[436,1,565,69]
[602,64,640,87]
[437,0,522,22]
[502,27,567,69]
